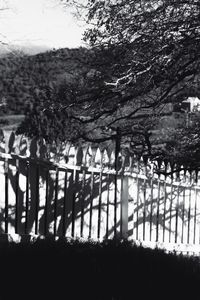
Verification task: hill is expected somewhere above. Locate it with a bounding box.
[0,47,90,115]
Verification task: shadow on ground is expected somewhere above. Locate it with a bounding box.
[0,237,199,300]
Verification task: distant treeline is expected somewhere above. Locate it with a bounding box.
[0,47,89,115]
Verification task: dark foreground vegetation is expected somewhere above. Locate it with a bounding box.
[0,237,199,300]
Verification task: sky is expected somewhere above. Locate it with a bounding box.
[0,0,85,53]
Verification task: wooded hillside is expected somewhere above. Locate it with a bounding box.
[0,47,90,115]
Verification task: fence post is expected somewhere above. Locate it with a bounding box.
[114,127,121,238]
[121,175,129,239]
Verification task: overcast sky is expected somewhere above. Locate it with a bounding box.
[0,0,85,52]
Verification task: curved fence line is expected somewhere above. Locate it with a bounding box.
[0,130,200,256]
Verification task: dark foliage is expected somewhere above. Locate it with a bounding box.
[0,237,199,300]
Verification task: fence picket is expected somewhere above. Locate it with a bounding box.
[169,181,173,243]
[25,162,29,235]
[193,187,198,244]
[44,168,49,236]
[187,175,192,244]
[53,168,59,237]
[15,158,19,234]
[156,177,160,242]
[120,176,128,239]
[142,176,147,241]
[35,163,40,235]
[106,174,110,239]
[80,169,86,238]
[71,169,77,238]
[97,172,102,239]
[135,175,139,240]
[62,171,68,237]
[181,185,185,244]
[4,159,8,234]
[89,171,94,238]
[162,179,167,243]
[175,178,180,243]
[149,177,153,241]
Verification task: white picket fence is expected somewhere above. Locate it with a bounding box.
[1,130,200,255]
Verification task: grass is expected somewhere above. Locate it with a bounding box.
[0,237,199,299]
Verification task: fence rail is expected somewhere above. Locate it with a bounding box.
[1,131,200,255]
